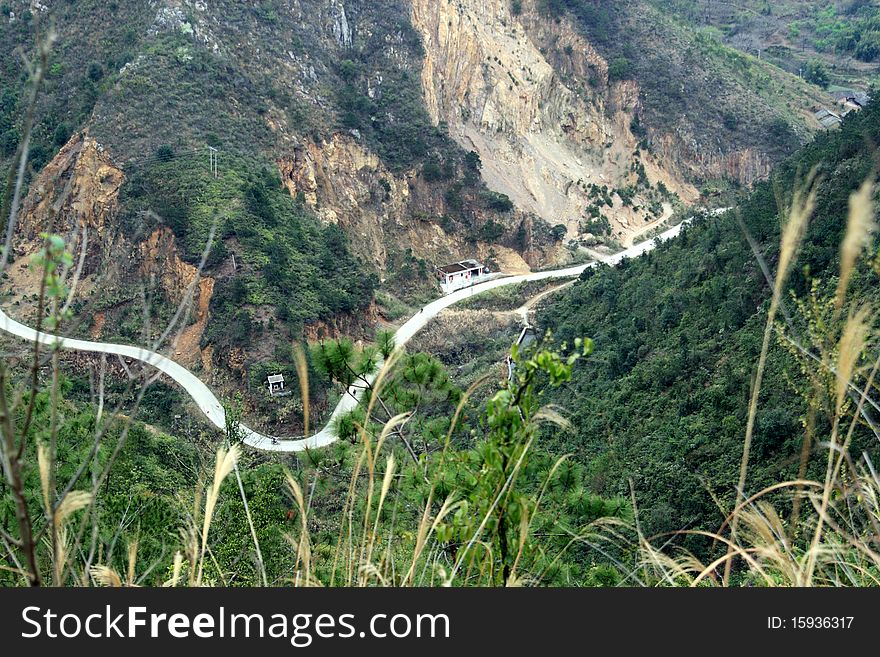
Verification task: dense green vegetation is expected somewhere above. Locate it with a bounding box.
[540,99,880,550]
[0,375,329,586]
[659,0,880,89]
[0,334,631,586]
[113,149,377,433]
[282,332,631,586]
[120,151,377,338]
[0,384,200,586]
[807,3,880,62]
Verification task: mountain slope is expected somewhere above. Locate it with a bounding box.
[536,1,832,178]
[540,100,880,547]
[409,0,835,244]
[657,0,880,90]
[0,0,848,434]
[1,0,557,434]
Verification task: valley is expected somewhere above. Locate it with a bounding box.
[0,217,693,452]
[0,1,878,590]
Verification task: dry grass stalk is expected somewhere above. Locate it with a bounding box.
[835,179,876,310]
[293,344,310,437]
[165,551,184,587]
[835,306,872,414]
[89,565,123,587]
[361,453,396,584]
[196,445,239,586]
[284,471,313,586]
[725,172,819,585]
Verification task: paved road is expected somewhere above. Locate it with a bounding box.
[513,280,577,325]
[0,221,690,452]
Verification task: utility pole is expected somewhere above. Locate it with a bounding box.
[208,145,219,179]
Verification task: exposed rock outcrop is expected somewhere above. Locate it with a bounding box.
[17,135,124,273]
[277,133,535,272]
[10,134,213,362]
[410,0,699,242]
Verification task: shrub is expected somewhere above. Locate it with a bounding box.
[421,160,447,182]
[52,122,71,147]
[484,191,514,212]
[87,62,104,82]
[465,150,482,171]
[154,144,175,162]
[480,218,505,241]
[804,59,830,88]
[608,56,632,82]
[338,59,358,81]
[0,129,18,157]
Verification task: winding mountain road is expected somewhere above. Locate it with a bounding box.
[0,221,690,452]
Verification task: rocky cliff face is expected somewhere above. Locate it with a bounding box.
[16,135,123,271]
[277,133,537,273]
[650,136,773,187]
[10,133,213,365]
[410,0,698,243]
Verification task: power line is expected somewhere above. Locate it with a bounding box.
[118,143,227,176]
[120,146,205,171]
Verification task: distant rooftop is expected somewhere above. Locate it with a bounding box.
[814,108,842,129]
[831,89,870,106]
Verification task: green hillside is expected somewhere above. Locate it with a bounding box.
[537,0,833,180]
[657,0,880,89]
[540,100,880,549]
[2,0,880,590]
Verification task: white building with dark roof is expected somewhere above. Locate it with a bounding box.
[267,374,285,396]
[436,259,490,294]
